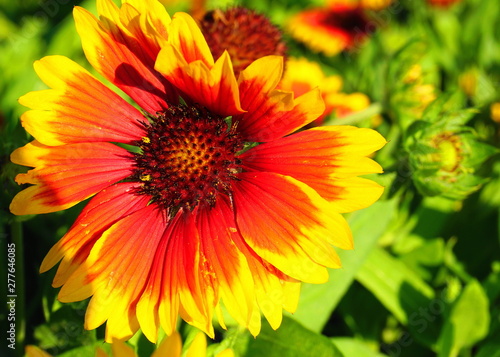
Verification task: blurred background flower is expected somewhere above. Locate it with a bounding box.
[278,57,374,125]
[286,0,371,57]
[199,6,287,75]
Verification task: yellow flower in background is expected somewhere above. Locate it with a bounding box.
[491,102,500,123]
[280,57,344,95]
[25,346,52,357]
[279,57,374,125]
[359,0,393,11]
[26,332,234,357]
[327,92,372,116]
[278,57,342,124]
[459,68,479,98]
[405,65,437,117]
[11,0,386,346]
[394,64,437,120]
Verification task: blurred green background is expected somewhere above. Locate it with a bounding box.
[1,0,499,356]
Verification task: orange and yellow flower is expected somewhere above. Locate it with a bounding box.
[491,102,500,124]
[287,0,371,56]
[327,0,393,11]
[358,0,393,11]
[11,0,386,344]
[279,57,372,124]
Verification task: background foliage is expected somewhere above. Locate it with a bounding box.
[1,0,499,356]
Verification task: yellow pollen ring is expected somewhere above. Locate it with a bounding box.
[140,174,151,181]
[142,137,151,144]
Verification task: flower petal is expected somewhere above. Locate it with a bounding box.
[235,56,325,142]
[138,208,215,341]
[155,47,243,117]
[74,2,176,113]
[240,126,386,211]
[168,12,214,66]
[151,332,182,357]
[232,172,352,284]
[19,55,146,146]
[24,346,52,357]
[186,332,207,357]
[198,197,301,334]
[40,183,149,288]
[10,141,133,215]
[196,198,260,335]
[174,210,216,338]
[155,12,243,117]
[58,204,167,342]
[135,227,171,342]
[155,224,181,339]
[110,340,136,357]
[298,176,384,213]
[238,55,284,98]
[231,234,300,331]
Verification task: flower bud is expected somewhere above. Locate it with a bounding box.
[405,97,498,200]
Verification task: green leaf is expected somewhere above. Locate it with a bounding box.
[475,342,500,357]
[356,247,435,325]
[241,316,344,357]
[479,161,500,218]
[356,247,442,347]
[432,12,460,60]
[288,198,397,332]
[482,261,500,303]
[437,280,490,357]
[57,343,109,357]
[34,302,97,353]
[337,284,389,345]
[398,238,445,281]
[127,330,156,357]
[331,338,389,357]
[0,11,16,39]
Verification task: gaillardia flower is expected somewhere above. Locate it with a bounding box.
[199,6,287,76]
[11,0,386,344]
[287,0,370,56]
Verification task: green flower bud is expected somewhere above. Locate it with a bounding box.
[404,96,498,200]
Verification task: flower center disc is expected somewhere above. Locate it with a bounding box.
[200,7,287,76]
[134,105,243,211]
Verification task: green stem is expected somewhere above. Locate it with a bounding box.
[11,220,25,357]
